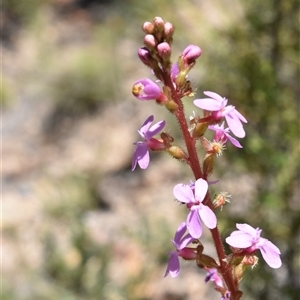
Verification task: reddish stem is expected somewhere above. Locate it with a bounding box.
[162,72,241,300]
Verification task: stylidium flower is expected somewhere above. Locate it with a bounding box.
[193,91,247,138]
[132,115,166,171]
[209,122,242,148]
[164,222,196,278]
[225,223,282,268]
[182,44,202,65]
[173,178,217,238]
[132,78,162,100]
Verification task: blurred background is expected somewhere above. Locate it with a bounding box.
[2,0,299,299]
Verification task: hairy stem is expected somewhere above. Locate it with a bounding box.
[163,71,240,299]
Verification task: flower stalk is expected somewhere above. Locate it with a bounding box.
[129,16,281,300]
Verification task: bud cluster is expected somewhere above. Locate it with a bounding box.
[129,16,281,300]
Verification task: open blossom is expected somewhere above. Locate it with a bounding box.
[209,122,242,148]
[194,91,247,138]
[173,178,217,238]
[132,78,162,100]
[226,223,282,269]
[164,222,196,278]
[132,115,166,171]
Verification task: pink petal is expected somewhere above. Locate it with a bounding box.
[179,233,194,250]
[193,98,222,111]
[194,179,208,202]
[147,120,166,138]
[236,224,257,236]
[227,134,243,148]
[186,210,202,238]
[173,184,194,203]
[203,91,225,102]
[164,252,180,278]
[134,144,149,169]
[260,241,282,268]
[139,115,154,136]
[225,114,245,138]
[199,205,217,229]
[234,109,247,123]
[225,231,253,248]
[174,222,187,244]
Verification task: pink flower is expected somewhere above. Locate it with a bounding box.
[225,223,282,268]
[164,222,195,278]
[182,44,202,65]
[132,78,162,100]
[173,179,217,238]
[209,122,242,148]
[132,115,166,171]
[194,91,247,138]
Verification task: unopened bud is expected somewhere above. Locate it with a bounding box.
[153,16,165,32]
[138,47,153,67]
[157,42,171,61]
[166,145,187,161]
[164,22,174,39]
[142,21,154,34]
[203,153,214,176]
[192,121,209,138]
[234,261,246,283]
[182,44,202,65]
[144,34,157,49]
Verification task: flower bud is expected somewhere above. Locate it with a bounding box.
[203,153,214,176]
[142,21,154,34]
[138,47,153,67]
[164,22,174,39]
[166,145,188,161]
[234,261,246,283]
[153,16,165,32]
[192,121,209,138]
[144,34,157,49]
[157,42,171,61]
[182,44,202,65]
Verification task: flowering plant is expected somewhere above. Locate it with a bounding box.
[130,17,281,300]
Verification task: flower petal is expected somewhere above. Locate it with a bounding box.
[173,222,187,244]
[138,115,154,137]
[147,120,166,138]
[199,205,217,229]
[236,223,257,236]
[178,233,194,250]
[260,241,282,268]
[194,179,208,202]
[203,91,225,102]
[173,184,194,203]
[226,134,243,148]
[132,143,149,170]
[164,252,180,278]
[225,231,253,248]
[225,113,245,138]
[194,98,222,111]
[186,210,202,238]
